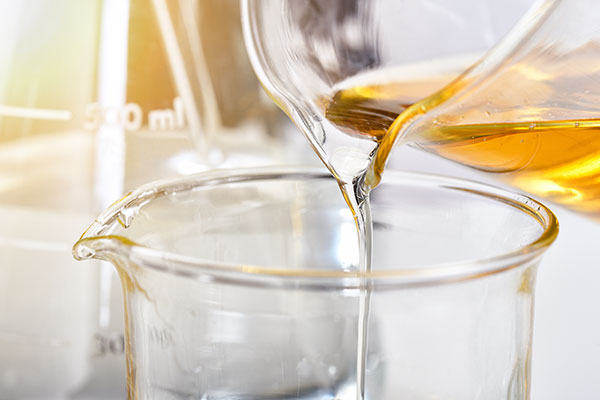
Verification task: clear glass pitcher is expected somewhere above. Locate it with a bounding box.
[0,0,290,397]
[243,0,600,217]
[73,167,557,399]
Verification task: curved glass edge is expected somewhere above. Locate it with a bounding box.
[72,166,559,289]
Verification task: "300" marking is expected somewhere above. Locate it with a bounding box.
[84,97,185,132]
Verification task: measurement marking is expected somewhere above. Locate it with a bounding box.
[0,105,72,121]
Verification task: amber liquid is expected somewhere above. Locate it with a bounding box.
[325,74,600,219]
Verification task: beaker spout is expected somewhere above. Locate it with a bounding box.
[72,235,130,264]
[73,240,96,261]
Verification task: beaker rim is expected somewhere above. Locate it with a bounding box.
[73,166,558,290]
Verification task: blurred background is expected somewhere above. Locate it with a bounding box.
[0,0,597,399]
[0,0,312,397]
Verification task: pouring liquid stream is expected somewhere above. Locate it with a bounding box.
[324,63,473,399]
[337,179,372,400]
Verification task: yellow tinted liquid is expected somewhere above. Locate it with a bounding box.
[326,78,600,218]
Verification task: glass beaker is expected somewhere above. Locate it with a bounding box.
[243,0,600,218]
[242,0,536,183]
[0,0,293,397]
[73,167,557,399]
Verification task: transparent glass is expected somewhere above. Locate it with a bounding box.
[243,0,600,218]
[73,167,558,400]
[242,0,535,183]
[0,1,288,397]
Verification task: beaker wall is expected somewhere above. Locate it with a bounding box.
[118,257,537,399]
